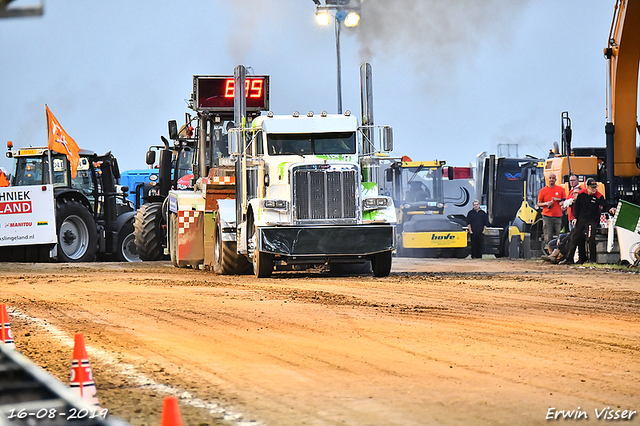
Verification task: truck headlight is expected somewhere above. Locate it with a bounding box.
[363,197,389,210]
[262,199,289,211]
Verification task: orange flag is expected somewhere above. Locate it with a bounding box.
[46,105,81,178]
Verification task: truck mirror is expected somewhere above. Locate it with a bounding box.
[168,120,178,140]
[447,166,454,180]
[146,150,156,166]
[111,157,121,179]
[385,168,394,182]
[383,126,393,152]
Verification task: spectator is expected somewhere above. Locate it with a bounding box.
[561,178,616,264]
[561,174,586,261]
[537,173,566,253]
[466,200,489,259]
[541,233,570,264]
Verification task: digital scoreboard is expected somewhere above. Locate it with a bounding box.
[193,75,269,113]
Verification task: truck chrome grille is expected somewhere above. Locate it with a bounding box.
[293,167,357,222]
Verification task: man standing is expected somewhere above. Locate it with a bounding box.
[466,200,488,259]
[537,173,566,253]
[561,174,586,260]
[562,178,615,264]
[563,175,582,228]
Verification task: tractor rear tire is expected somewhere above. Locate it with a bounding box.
[134,202,165,261]
[56,199,98,262]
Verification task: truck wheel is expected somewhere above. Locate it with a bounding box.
[56,199,98,262]
[168,212,178,267]
[115,221,140,262]
[253,250,274,278]
[371,250,392,277]
[248,219,273,278]
[213,213,251,275]
[134,202,165,261]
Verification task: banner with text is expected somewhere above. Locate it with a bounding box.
[0,184,57,246]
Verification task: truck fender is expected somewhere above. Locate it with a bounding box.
[216,199,237,243]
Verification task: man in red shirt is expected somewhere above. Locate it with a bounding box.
[537,173,566,253]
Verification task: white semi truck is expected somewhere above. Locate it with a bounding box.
[165,64,396,277]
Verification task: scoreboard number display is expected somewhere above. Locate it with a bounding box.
[193,75,269,112]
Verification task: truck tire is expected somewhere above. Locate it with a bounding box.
[56,199,98,262]
[252,250,274,278]
[134,202,165,261]
[371,250,392,277]
[213,213,252,275]
[248,217,273,278]
[115,220,140,262]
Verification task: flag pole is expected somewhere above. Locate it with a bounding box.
[45,105,54,185]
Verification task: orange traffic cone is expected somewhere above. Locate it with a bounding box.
[0,304,15,349]
[69,333,99,406]
[160,396,183,426]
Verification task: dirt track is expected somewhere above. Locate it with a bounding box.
[2,258,639,426]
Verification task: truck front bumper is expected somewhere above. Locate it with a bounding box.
[258,225,394,257]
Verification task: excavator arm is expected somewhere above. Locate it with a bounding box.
[605,0,640,179]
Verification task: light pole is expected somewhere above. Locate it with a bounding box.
[314,0,360,114]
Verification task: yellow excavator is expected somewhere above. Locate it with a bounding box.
[603,0,640,204]
[543,1,640,263]
[546,0,640,204]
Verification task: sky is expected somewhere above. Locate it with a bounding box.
[0,0,619,176]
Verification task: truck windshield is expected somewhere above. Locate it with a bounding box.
[267,132,356,156]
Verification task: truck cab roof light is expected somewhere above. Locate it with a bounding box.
[321,111,328,117]
[344,110,351,116]
[307,111,314,117]
[293,111,300,117]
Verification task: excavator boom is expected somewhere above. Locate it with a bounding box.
[605,0,640,178]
